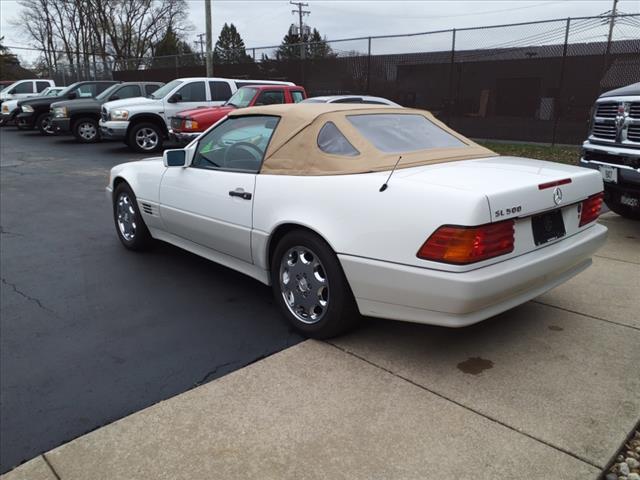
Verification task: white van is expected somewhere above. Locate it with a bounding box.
[100,77,293,153]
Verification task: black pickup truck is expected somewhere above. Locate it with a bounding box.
[51,81,163,143]
[16,81,118,135]
[580,82,640,220]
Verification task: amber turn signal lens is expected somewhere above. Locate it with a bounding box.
[579,192,603,227]
[417,220,515,264]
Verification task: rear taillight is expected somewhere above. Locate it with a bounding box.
[579,192,603,226]
[417,220,515,265]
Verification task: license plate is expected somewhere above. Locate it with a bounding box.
[599,165,618,183]
[620,194,639,208]
[531,209,566,246]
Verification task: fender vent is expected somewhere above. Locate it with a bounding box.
[140,202,154,215]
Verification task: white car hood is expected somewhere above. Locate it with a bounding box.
[103,97,161,111]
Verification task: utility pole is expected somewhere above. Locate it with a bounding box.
[205,0,213,76]
[290,1,310,60]
[606,0,619,48]
[195,33,206,59]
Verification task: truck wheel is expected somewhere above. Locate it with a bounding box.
[37,113,55,135]
[128,122,163,153]
[606,197,640,220]
[73,117,100,143]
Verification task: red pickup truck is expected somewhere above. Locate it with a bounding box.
[170,84,306,144]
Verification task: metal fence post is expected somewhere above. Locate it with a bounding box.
[447,29,456,124]
[366,37,372,94]
[551,18,571,146]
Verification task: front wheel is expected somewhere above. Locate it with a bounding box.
[113,183,152,250]
[73,117,100,143]
[37,113,54,135]
[128,122,163,153]
[270,230,359,339]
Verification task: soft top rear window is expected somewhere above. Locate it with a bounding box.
[347,114,465,153]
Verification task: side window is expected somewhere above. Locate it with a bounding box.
[209,81,232,102]
[192,115,280,172]
[145,84,161,96]
[36,81,50,92]
[255,90,284,106]
[291,91,305,103]
[115,85,142,99]
[317,122,359,156]
[76,84,97,97]
[95,83,112,94]
[13,82,34,94]
[177,81,206,102]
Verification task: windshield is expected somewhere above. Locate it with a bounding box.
[96,84,120,101]
[225,87,258,108]
[46,88,63,96]
[56,82,81,97]
[149,79,182,99]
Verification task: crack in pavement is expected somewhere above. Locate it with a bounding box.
[1,277,58,316]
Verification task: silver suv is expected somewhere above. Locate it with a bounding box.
[580,82,640,219]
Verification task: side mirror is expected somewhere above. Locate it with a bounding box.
[67,91,77,99]
[109,95,120,101]
[163,149,188,167]
[168,93,182,103]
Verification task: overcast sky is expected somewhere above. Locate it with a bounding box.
[1,0,639,63]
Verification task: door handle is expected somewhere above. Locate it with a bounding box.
[229,189,252,200]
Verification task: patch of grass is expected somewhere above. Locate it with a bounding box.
[477,141,581,165]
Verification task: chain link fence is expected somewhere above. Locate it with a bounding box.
[29,14,640,144]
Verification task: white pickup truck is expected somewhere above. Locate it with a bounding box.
[0,79,55,105]
[100,77,293,153]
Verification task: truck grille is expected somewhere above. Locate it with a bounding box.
[630,102,640,119]
[101,107,108,122]
[627,124,640,143]
[595,102,617,118]
[591,122,616,140]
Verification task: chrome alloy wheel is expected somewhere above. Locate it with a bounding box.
[279,246,330,324]
[42,116,54,134]
[78,121,97,140]
[116,193,137,241]
[135,127,158,150]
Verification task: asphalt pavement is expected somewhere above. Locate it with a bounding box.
[0,128,302,473]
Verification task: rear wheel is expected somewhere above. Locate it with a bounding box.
[605,196,640,220]
[270,230,359,339]
[73,117,100,143]
[36,113,54,135]
[128,122,163,153]
[113,182,152,250]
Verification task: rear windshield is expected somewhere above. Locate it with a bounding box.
[347,114,465,153]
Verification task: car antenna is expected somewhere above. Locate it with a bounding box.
[379,155,402,192]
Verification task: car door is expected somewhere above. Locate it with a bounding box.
[12,81,35,100]
[159,114,280,263]
[162,80,208,122]
[208,80,233,106]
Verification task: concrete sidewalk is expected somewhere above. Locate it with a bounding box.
[3,213,639,480]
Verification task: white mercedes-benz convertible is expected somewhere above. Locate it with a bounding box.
[107,104,607,338]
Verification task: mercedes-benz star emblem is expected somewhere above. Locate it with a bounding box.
[553,187,563,205]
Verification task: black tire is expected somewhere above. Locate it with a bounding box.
[113,182,153,251]
[127,122,164,153]
[36,113,54,135]
[605,197,640,220]
[72,117,100,143]
[270,230,360,339]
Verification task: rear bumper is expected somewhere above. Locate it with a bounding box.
[339,223,608,327]
[169,129,201,145]
[99,120,128,140]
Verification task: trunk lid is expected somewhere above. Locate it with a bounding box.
[399,155,603,220]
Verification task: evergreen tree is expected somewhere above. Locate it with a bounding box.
[276,28,334,60]
[151,26,197,67]
[213,23,253,64]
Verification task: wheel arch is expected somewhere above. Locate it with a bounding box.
[126,113,169,138]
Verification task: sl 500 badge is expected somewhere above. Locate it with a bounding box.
[494,205,522,218]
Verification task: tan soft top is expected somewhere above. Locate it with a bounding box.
[229,103,495,175]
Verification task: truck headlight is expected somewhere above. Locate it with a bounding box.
[1,105,8,113]
[22,105,34,113]
[53,106,68,118]
[110,109,129,121]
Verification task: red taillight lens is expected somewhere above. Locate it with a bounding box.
[579,192,603,226]
[417,220,515,264]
